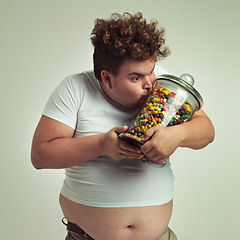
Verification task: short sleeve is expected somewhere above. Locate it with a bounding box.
[154,65,170,77]
[43,76,80,129]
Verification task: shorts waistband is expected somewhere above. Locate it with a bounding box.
[62,217,94,239]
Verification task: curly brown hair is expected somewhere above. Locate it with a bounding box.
[90,12,170,81]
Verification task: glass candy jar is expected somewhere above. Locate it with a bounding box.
[119,73,203,167]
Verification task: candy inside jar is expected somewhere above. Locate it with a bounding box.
[119,73,203,167]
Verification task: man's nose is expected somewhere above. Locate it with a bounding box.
[142,76,153,89]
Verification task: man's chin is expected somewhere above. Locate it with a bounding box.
[136,96,148,108]
[124,95,149,109]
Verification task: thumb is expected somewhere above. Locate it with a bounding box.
[142,127,157,142]
[113,125,129,134]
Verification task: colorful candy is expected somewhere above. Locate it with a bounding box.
[118,87,194,167]
[119,87,193,145]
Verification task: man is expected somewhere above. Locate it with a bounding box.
[31,12,215,240]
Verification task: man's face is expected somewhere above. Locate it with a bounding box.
[104,58,156,109]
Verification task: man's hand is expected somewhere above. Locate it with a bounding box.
[140,109,215,163]
[100,126,144,159]
[141,126,182,163]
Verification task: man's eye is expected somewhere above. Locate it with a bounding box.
[132,76,141,81]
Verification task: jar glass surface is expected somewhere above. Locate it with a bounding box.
[119,73,203,167]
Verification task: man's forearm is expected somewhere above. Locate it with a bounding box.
[31,134,104,169]
[179,109,215,149]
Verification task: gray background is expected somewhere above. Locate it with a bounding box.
[1,0,239,239]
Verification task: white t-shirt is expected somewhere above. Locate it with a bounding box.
[43,66,175,207]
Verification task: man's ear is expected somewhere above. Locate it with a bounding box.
[101,70,112,90]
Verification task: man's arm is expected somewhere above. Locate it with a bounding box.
[141,109,215,163]
[176,109,215,149]
[31,115,143,169]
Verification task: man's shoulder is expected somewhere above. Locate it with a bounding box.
[67,70,95,81]
[64,70,97,87]
[154,65,170,77]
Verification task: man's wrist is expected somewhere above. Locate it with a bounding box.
[175,123,190,148]
[98,133,105,155]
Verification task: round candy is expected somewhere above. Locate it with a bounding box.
[126,87,193,143]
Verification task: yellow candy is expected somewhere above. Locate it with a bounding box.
[187,105,191,111]
[151,115,158,126]
[162,89,171,95]
[162,111,167,116]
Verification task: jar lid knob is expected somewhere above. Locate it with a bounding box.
[180,74,194,86]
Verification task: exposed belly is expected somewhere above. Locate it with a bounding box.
[59,194,173,240]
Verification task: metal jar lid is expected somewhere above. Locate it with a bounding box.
[156,73,203,110]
